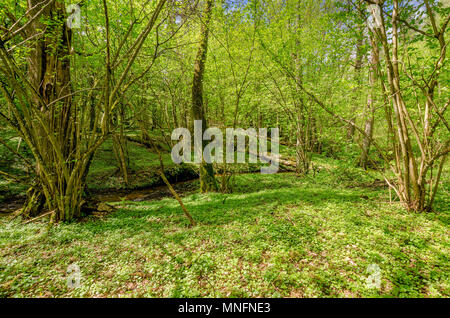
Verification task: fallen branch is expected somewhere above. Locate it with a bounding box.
[22,210,55,224]
[148,137,196,227]
[125,135,166,151]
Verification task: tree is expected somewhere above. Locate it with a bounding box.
[364,0,449,211]
[191,0,218,192]
[359,31,378,169]
[0,0,168,221]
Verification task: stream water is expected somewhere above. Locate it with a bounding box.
[91,179,198,203]
[0,179,199,215]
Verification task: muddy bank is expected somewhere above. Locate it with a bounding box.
[90,179,198,203]
[87,162,199,190]
[0,164,199,214]
[0,165,290,214]
[0,196,24,214]
[0,179,199,218]
[88,163,199,202]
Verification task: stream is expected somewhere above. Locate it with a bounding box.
[0,178,199,215]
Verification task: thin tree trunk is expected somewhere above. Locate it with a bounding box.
[360,33,378,169]
[347,23,365,141]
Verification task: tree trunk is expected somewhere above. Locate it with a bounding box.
[21,0,81,221]
[360,33,378,169]
[347,24,364,141]
[1,0,168,222]
[292,4,310,175]
[191,0,218,192]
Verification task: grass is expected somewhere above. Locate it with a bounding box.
[87,138,176,190]
[0,157,448,298]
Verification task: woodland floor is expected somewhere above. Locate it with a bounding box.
[0,146,448,297]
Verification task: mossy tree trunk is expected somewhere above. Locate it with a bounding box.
[191,0,218,193]
[19,0,79,221]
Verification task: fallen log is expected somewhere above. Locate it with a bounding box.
[124,135,168,151]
